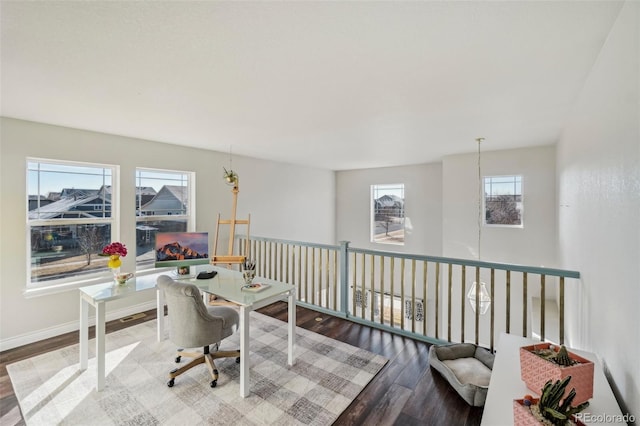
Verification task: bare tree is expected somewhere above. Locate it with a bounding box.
[379,207,395,236]
[486,194,521,225]
[77,226,103,265]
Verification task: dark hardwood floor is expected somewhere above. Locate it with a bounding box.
[0,302,483,426]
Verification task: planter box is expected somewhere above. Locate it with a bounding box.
[520,343,594,404]
[513,399,586,426]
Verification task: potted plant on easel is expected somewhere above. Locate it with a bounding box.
[223,167,238,186]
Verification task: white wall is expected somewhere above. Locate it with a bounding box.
[442,145,557,267]
[336,163,442,255]
[230,156,335,245]
[0,117,335,348]
[557,0,639,419]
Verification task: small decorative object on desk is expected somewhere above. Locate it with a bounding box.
[520,343,594,404]
[513,376,588,426]
[242,258,256,284]
[177,266,190,276]
[101,242,129,285]
[241,283,270,293]
[114,272,134,285]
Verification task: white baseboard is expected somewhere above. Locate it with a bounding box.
[0,300,157,352]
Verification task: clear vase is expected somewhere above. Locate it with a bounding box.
[242,270,255,285]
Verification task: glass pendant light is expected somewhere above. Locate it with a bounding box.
[467,137,491,315]
[468,280,491,314]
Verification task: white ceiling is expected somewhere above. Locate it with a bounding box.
[1,1,624,170]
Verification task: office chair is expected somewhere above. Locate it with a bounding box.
[157,275,241,388]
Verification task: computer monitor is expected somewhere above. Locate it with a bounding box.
[154,231,209,275]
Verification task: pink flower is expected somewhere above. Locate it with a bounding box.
[102,242,128,257]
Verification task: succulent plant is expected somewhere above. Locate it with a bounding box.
[223,167,238,185]
[531,344,578,366]
[554,345,573,366]
[536,376,589,425]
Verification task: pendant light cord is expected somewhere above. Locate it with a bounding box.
[478,139,481,261]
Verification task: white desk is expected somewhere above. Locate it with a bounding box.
[160,266,296,398]
[79,266,296,398]
[78,272,163,391]
[481,333,625,425]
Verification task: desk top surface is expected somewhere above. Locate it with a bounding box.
[175,266,294,306]
[79,265,293,306]
[78,272,160,302]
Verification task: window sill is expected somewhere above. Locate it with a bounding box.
[23,269,162,298]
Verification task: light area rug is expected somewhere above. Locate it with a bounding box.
[7,311,388,426]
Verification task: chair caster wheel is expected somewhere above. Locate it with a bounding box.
[210,380,217,388]
[236,357,240,363]
[175,356,181,363]
[167,379,175,387]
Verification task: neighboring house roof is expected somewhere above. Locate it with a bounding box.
[140,185,187,213]
[136,187,157,207]
[29,185,178,219]
[58,186,112,202]
[28,195,54,210]
[136,186,157,196]
[28,194,104,220]
[164,185,187,202]
[376,194,404,207]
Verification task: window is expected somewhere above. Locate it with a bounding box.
[135,168,193,269]
[27,159,117,286]
[371,184,405,245]
[484,175,523,226]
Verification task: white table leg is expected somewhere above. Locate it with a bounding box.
[156,288,164,341]
[288,291,296,366]
[239,305,250,398]
[79,295,89,370]
[96,301,106,391]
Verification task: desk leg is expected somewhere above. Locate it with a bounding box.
[156,288,164,342]
[96,301,106,391]
[288,291,296,366]
[239,305,250,398]
[79,296,89,370]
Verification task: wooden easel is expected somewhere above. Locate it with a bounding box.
[211,175,250,268]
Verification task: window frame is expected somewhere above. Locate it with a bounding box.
[370,183,406,245]
[134,167,196,272]
[26,158,120,292]
[483,174,524,228]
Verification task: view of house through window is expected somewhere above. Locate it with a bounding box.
[135,168,192,269]
[27,162,195,285]
[27,160,116,285]
[371,184,405,245]
[484,175,523,226]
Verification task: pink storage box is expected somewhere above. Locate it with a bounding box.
[519,343,594,404]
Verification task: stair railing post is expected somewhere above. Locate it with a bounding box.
[339,241,350,316]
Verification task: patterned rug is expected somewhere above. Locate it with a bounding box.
[7,311,388,425]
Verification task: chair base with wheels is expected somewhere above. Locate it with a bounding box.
[167,345,241,388]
